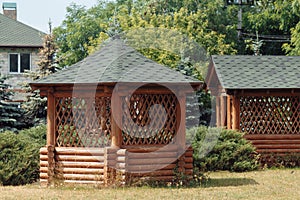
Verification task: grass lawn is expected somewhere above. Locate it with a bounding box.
[0,169,299,200]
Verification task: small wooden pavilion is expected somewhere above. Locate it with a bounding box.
[30,39,202,186]
[206,55,300,154]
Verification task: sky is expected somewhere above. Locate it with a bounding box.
[0,0,98,33]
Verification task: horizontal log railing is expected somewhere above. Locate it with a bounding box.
[40,145,193,186]
[244,134,300,154]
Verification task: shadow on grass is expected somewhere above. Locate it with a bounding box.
[201,177,258,188]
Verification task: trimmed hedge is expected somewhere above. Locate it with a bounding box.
[189,126,259,172]
[0,125,46,186]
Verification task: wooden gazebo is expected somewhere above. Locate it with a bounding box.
[206,55,300,154]
[30,39,202,186]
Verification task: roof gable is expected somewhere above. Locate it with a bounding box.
[33,38,202,86]
[0,13,44,47]
[206,55,300,91]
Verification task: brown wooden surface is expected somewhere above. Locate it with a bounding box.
[227,95,232,129]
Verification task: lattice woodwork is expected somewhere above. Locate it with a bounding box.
[55,97,111,147]
[240,96,300,134]
[122,94,177,145]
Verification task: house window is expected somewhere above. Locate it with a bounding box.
[9,53,31,73]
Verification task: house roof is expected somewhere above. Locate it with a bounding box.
[206,55,300,90]
[0,13,44,47]
[31,38,202,86]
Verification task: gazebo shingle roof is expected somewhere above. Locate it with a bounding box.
[33,39,202,85]
[210,55,300,89]
[0,13,44,47]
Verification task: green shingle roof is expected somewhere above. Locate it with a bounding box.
[0,13,44,47]
[33,38,202,85]
[210,55,300,89]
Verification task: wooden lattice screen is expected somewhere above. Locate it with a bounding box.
[122,94,178,145]
[240,96,300,134]
[55,96,111,147]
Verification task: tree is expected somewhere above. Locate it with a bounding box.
[0,67,22,132]
[54,2,114,67]
[22,22,58,126]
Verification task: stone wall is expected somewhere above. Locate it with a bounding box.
[0,47,40,101]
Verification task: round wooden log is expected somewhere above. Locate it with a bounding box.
[251,140,300,145]
[130,170,175,177]
[40,154,48,161]
[55,147,105,156]
[184,157,193,163]
[57,161,104,168]
[116,156,126,162]
[62,174,104,181]
[55,155,104,162]
[257,149,300,153]
[127,152,178,159]
[40,147,47,154]
[255,144,300,149]
[124,145,178,152]
[61,168,104,175]
[64,180,104,185]
[244,134,300,140]
[126,163,176,171]
[184,163,193,169]
[40,173,49,179]
[40,161,48,167]
[127,157,176,165]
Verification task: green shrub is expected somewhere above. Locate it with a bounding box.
[189,126,259,172]
[0,125,46,185]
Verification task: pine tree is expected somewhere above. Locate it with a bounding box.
[22,22,58,126]
[0,68,22,132]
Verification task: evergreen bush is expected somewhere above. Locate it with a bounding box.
[189,126,259,172]
[0,125,46,185]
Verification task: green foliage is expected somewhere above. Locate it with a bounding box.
[23,23,58,127]
[0,67,24,132]
[0,125,46,185]
[260,153,300,168]
[189,126,259,172]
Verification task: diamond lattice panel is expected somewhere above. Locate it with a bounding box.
[55,97,111,147]
[122,94,177,145]
[240,96,300,134]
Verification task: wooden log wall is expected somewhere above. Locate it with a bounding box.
[244,135,300,154]
[124,145,193,182]
[40,145,194,185]
[40,147,105,185]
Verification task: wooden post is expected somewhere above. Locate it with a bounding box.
[232,95,240,130]
[111,93,122,148]
[220,95,227,127]
[216,96,221,127]
[46,87,55,186]
[176,95,186,150]
[227,95,232,129]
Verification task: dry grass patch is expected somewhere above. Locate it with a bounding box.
[0,169,299,200]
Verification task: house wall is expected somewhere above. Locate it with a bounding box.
[0,47,40,100]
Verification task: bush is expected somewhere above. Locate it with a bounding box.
[189,126,259,172]
[0,125,46,186]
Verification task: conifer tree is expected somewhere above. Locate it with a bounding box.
[22,22,58,126]
[0,68,22,132]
